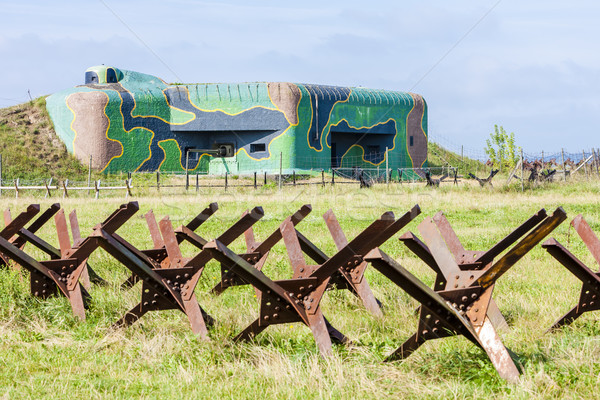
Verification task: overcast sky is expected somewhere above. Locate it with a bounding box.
[1,0,598,155]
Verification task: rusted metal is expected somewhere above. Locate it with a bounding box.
[0,202,139,320]
[92,228,211,338]
[372,207,566,382]
[542,214,600,330]
[93,206,264,336]
[400,208,561,325]
[210,205,312,295]
[204,206,420,357]
[120,202,219,288]
[1,203,60,270]
[321,209,383,316]
[469,169,499,187]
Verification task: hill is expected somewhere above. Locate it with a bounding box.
[0,97,92,180]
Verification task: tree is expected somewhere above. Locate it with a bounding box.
[485,125,519,171]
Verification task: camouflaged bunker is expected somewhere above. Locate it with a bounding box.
[46,66,427,175]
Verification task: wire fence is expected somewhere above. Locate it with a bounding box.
[0,138,599,199]
[0,166,458,199]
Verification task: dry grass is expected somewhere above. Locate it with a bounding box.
[1,181,600,398]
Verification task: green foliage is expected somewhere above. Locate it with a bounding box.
[485,125,519,171]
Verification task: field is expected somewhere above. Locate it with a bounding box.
[1,181,600,399]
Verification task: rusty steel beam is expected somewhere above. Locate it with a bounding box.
[0,203,140,320]
[203,206,420,357]
[364,248,520,383]
[211,205,312,295]
[1,204,60,270]
[92,228,210,339]
[376,207,566,382]
[400,208,566,329]
[120,203,220,288]
[542,214,600,330]
[92,207,265,335]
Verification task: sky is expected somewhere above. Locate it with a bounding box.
[1,0,598,156]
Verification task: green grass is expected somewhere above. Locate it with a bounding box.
[1,182,600,398]
[0,98,98,181]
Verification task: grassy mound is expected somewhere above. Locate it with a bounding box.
[0,97,92,180]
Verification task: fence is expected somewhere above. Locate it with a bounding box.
[0,166,459,199]
[1,141,599,198]
[0,177,133,199]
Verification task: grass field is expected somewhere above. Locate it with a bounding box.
[1,181,600,399]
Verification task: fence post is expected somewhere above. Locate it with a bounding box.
[264,171,267,186]
[385,147,389,187]
[254,172,257,189]
[95,180,100,199]
[125,179,132,200]
[44,177,52,199]
[321,169,325,187]
[520,149,524,192]
[0,153,3,197]
[156,171,160,192]
[398,168,402,184]
[14,178,19,199]
[293,170,296,186]
[185,151,190,191]
[87,155,92,194]
[63,179,69,198]
[225,172,228,191]
[583,150,589,180]
[331,168,335,185]
[561,148,567,182]
[196,173,199,193]
[595,148,600,177]
[279,152,283,191]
